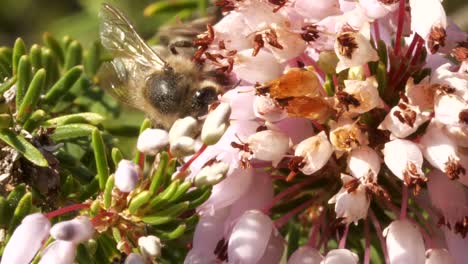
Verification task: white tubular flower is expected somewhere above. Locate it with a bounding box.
[254,95,288,122]
[383,220,426,264]
[201,102,231,145]
[114,159,140,193]
[434,93,468,127]
[124,253,146,264]
[420,122,466,180]
[138,235,162,259]
[329,174,370,225]
[322,249,359,264]
[169,116,199,144]
[1,213,51,264]
[409,0,447,53]
[383,139,426,185]
[405,77,436,111]
[432,63,468,101]
[194,161,229,187]
[379,101,430,139]
[335,30,379,73]
[339,77,383,115]
[359,0,398,20]
[233,49,283,83]
[137,128,169,155]
[228,210,277,264]
[294,131,333,175]
[348,146,381,181]
[246,130,291,166]
[330,118,369,154]
[267,24,307,63]
[50,216,94,243]
[38,241,77,264]
[170,136,196,158]
[287,245,323,264]
[425,248,455,264]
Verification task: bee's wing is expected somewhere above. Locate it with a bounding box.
[99,3,166,68]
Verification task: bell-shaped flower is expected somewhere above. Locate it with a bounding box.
[138,235,162,258]
[194,160,229,187]
[254,95,288,122]
[329,174,370,224]
[338,77,383,115]
[379,101,431,139]
[266,25,307,63]
[443,228,468,264]
[169,116,199,144]
[114,159,140,193]
[1,213,51,264]
[383,219,426,264]
[420,122,466,180]
[228,210,282,264]
[170,136,197,158]
[213,12,252,51]
[409,0,447,53]
[125,253,146,264]
[329,118,369,154]
[137,128,169,155]
[432,63,468,101]
[287,245,323,264]
[347,146,381,181]
[221,86,256,121]
[322,249,359,264]
[38,241,77,264]
[294,131,333,175]
[294,0,340,21]
[257,231,285,264]
[383,139,426,186]
[50,216,94,243]
[201,102,231,145]
[434,93,468,127]
[243,129,291,166]
[359,0,398,20]
[405,77,436,111]
[425,248,455,264]
[233,49,282,84]
[335,29,379,72]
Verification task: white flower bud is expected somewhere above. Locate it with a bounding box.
[330,118,368,154]
[383,139,426,183]
[288,245,323,264]
[1,213,51,264]
[322,249,359,264]
[137,128,169,155]
[170,136,196,158]
[295,131,333,175]
[38,241,77,264]
[169,117,199,144]
[383,220,426,264]
[246,130,291,166]
[347,146,381,181]
[194,161,229,187]
[329,174,370,224]
[201,102,231,145]
[138,235,162,258]
[425,248,455,264]
[125,253,146,264]
[50,216,94,243]
[115,160,140,193]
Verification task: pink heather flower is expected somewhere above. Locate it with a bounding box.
[273,117,315,145]
[233,49,283,83]
[425,248,455,264]
[114,159,140,193]
[222,86,256,121]
[194,161,229,187]
[359,0,398,20]
[329,117,369,154]
[136,128,169,155]
[335,29,379,73]
[170,136,197,158]
[347,146,381,180]
[228,210,283,264]
[329,174,370,224]
[432,63,468,101]
[443,228,468,264]
[243,129,291,166]
[383,139,426,183]
[169,116,199,144]
[124,253,146,264]
[254,94,288,122]
[379,100,430,139]
[409,0,447,53]
[404,77,435,111]
[38,241,77,264]
[294,131,333,175]
[201,102,231,145]
[294,0,340,21]
[49,216,94,243]
[322,249,359,264]
[383,219,426,264]
[287,245,323,264]
[1,213,51,264]
[339,77,383,115]
[213,12,252,51]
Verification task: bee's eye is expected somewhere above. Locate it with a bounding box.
[192,86,218,115]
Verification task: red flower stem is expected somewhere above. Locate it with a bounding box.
[308,208,326,248]
[394,0,406,56]
[410,38,425,66]
[364,217,371,264]
[373,21,381,44]
[364,63,372,78]
[400,184,408,220]
[300,54,326,81]
[138,152,145,169]
[274,198,316,228]
[177,144,208,179]
[369,210,390,264]
[263,176,319,213]
[405,34,420,60]
[45,203,90,219]
[338,224,350,249]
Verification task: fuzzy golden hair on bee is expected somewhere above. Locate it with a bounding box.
[97,3,223,129]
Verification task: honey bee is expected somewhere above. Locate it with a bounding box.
[98,4,222,129]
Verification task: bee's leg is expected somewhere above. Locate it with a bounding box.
[169,40,194,55]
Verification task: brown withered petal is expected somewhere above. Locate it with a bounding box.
[267,68,322,99]
[427,26,447,54]
[283,96,332,123]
